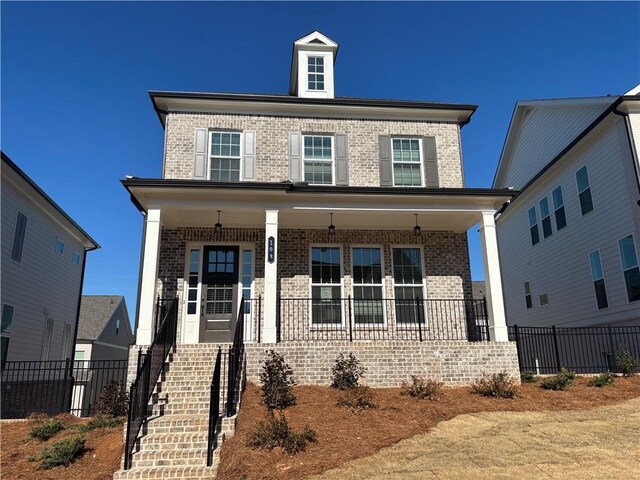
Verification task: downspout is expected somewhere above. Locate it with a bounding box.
[612,101,640,202]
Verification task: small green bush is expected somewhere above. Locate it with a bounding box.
[38,435,86,469]
[98,380,129,417]
[76,415,124,432]
[400,376,443,400]
[587,372,615,388]
[540,369,576,391]
[616,346,639,377]
[29,420,64,441]
[248,411,317,454]
[471,371,518,399]
[520,371,538,383]
[331,353,365,390]
[259,350,297,410]
[336,385,376,411]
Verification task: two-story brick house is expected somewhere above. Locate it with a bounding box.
[117,31,520,479]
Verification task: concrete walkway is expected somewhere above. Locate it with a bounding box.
[309,397,640,479]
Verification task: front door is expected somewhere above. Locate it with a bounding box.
[200,246,239,343]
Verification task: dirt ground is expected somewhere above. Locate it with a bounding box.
[0,414,123,480]
[308,396,640,479]
[217,376,640,480]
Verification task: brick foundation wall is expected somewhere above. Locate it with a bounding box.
[245,341,520,387]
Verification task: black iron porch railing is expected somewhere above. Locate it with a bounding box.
[124,297,178,470]
[244,296,262,343]
[276,297,489,342]
[226,296,245,416]
[206,347,223,467]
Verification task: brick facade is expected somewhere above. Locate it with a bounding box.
[164,112,465,188]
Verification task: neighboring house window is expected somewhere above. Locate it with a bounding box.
[11,212,27,262]
[552,186,567,231]
[575,166,593,215]
[539,197,552,239]
[186,249,200,315]
[589,250,608,310]
[528,207,540,246]
[73,350,85,369]
[524,282,532,309]
[42,318,54,361]
[303,135,333,185]
[307,56,325,90]
[392,247,425,324]
[352,247,384,325]
[72,252,80,266]
[392,138,422,186]
[1,304,14,368]
[61,323,71,359]
[539,293,549,307]
[310,246,342,325]
[210,131,241,181]
[56,239,64,255]
[115,319,120,336]
[618,235,640,302]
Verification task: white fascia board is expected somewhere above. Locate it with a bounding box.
[294,31,338,48]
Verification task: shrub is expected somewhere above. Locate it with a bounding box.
[38,435,86,469]
[76,414,124,432]
[520,371,538,383]
[336,385,376,411]
[248,411,317,454]
[98,380,129,417]
[29,420,64,441]
[471,371,518,399]
[27,412,49,422]
[616,346,639,377]
[400,376,443,400]
[540,369,576,391]
[259,350,296,409]
[587,372,615,388]
[331,353,365,390]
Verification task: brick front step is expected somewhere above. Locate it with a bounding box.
[113,465,219,480]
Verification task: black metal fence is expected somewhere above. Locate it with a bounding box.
[277,297,488,342]
[1,359,128,418]
[509,325,640,374]
[124,297,178,470]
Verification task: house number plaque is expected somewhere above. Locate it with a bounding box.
[268,236,275,263]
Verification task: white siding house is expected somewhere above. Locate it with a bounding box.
[1,152,99,366]
[494,90,640,328]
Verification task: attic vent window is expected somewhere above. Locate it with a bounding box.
[308,56,325,91]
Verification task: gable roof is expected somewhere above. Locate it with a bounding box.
[77,295,125,340]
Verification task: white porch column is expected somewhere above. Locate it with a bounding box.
[136,208,162,345]
[479,211,509,342]
[262,209,279,343]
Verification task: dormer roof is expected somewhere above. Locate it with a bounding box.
[289,31,339,96]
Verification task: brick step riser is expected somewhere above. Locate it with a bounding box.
[113,465,219,480]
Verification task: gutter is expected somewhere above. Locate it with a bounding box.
[612,99,640,203]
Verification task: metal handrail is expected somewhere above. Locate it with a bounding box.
[206,348,222,467]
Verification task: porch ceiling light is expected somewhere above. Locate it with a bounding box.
[328,213,336,236]
[414,214,422,237]
[214,210,223,235]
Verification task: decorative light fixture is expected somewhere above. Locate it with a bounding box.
[328,213,336,236]
[214,210,223,235]
[413,214,422,237]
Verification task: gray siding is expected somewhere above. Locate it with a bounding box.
[497,117,640,327]
[1,177,86,361]
[96,303,133,352]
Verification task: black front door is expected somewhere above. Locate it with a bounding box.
[200,246,239,343]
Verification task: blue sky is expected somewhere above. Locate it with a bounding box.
[3,2,639,323]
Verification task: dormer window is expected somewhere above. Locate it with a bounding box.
[308,56,325,91]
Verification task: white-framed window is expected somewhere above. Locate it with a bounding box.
[11,212,27,262]
[576,166,594,215]
[618,234,640,303]
[539,293,549,307]
[528,206,540,246]
[56,239,64,255]
[73,350,85,369]
[588,250,608,310]
[391,247,426,324]
[392,138,423,187]
[352,247,385,325]
[552,186,567,231]
[1,304,15,368]
[186,249,200,315]
[524,281,532,309]
[72,251,80,266]
[303,135,334,185]
[307,56,325,91]
[115,319,120,335]
[42,318,54,361]
[539,197,553,239]
[61,323,71,360]
[310,246,342,325]
[210,131,241,181]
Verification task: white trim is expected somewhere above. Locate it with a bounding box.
[588,248,609,311]
[617,233,640,304]
[309,244,344,327]
[350,245,387,327]
[391,137,425,187]
[390,245,428,327]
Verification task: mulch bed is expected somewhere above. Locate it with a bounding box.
[217,376,640,480]
[0,414,123,480]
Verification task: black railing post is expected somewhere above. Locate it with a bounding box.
[606,324,617,372]
[416,297,423,342]
[513,325,524,372]
[257,295,262,343]
[276,296,281,343]
[482,296,489,340]
[124,382,135,469]
[347,296,353,342]
[552,325,562,372]
[207,347,222,467]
